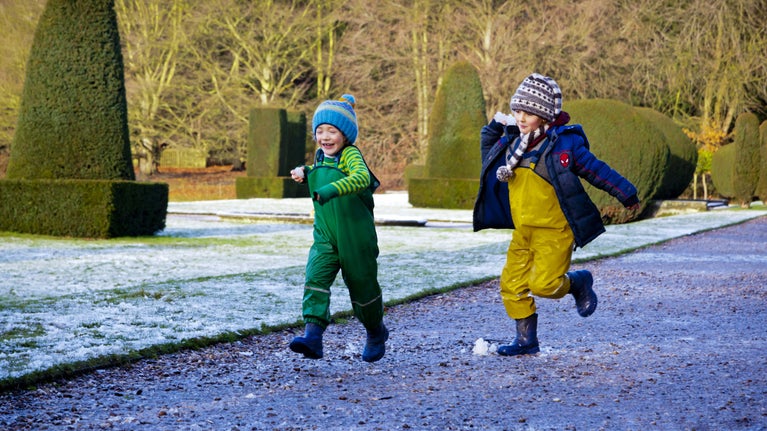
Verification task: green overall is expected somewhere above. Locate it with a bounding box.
[302,154,384,330]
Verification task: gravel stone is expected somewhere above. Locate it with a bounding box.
[1,217,766,431]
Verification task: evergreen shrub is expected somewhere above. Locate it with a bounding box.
[245,108,307,178]
[732,112,760,207]
[408,61,486,208]
[235,177,309,199]
[564,99,667,223]
[1,0,167,238]
[7,0,133,180]
[408,178,479,209]
[757,120,767,203]
[0,179,168,237]
[634,107,697,199]
[711,143,735,198]
[159,148,207,169]
[403,164,424,188]
[237,107,309,198]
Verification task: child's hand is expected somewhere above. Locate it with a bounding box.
[290,167,305,183]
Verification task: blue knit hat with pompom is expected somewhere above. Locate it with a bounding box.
[312,94,358,144]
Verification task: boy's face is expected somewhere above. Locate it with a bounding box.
[513,110,546,135]
[315,124,346,157]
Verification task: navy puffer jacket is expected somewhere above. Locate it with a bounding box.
[473,112,638,248]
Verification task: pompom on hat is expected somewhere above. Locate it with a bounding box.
[510,73,562,122]
[312,94,358,144]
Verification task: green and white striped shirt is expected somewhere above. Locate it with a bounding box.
[310,146,371,201]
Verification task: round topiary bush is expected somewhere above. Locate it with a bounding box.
[564,99,668,223]
[634,107,697,200]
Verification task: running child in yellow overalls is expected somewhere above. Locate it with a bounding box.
[473,74,641,356]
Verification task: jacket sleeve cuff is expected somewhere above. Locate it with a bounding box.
[487,119,505,132]
[622,194,639,208]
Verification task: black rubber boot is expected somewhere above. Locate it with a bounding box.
[568,270,597,317]
[362,323,389,363]
[498,313,540,356]
[289,323,324,359]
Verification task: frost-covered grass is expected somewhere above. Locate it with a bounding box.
[1,192,764,388]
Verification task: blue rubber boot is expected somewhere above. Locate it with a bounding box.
[568,270,597,317]
[498,313,540,356]
[289,323,324,359]
[362,323,389,363]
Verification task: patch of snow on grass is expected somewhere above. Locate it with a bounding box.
[1,193,764,383]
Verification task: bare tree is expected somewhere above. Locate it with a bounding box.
[453,0,527,114]
[200,0,317,107]
[116,0,187,175]
[4,0,766,188]
[314,0,342,100]
[374,0,460,165]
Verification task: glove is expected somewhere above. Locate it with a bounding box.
[496,165,514,182]
[493,112,515,126]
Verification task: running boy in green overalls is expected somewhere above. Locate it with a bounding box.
[288,94,389,363]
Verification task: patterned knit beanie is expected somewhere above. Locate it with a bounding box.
[312,94,358,144]
[509,73,562,122]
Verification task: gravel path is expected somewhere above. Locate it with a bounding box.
[2,216,766,431]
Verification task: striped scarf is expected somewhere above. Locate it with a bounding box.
[496,125,547,182]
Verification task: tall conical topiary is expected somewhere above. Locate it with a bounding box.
[408,61,487,209]
[757,120,767,203]
[7,0,134,180]
[423,61,487,179]
[0,0,167,238]
[732,111,760,207]
[711,143,736,198]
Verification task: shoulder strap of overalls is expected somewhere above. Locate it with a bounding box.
[522,139,551,169]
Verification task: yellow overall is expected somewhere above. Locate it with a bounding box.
[500,165,575,319]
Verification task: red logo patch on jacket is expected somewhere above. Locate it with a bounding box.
[559,152,570,168]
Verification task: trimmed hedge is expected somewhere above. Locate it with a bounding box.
[634,107,697,199]
[245,108,307,178]
[408,178,478,209]
[0,179,168,238]
[160,148,207,169]
[732,112,760,207]
[758,120,767,203]
[565,99,668,223]
[1,0,168,238]
[711,143,735,198]
[238,107,308,198]
[408,61,486,209]
[7,0,133,181]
